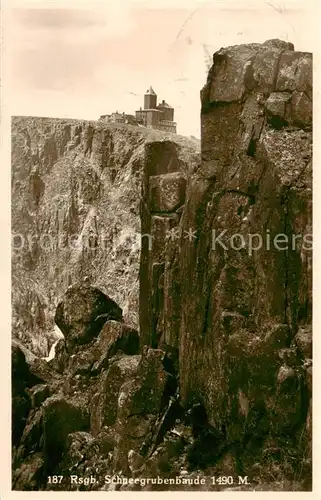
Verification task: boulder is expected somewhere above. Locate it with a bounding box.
[63,431,95,470]
[276,51,312,97]
[265,92,292,127]
[289,91,312,128]
[91,321,140,373]
[42,396,89,472]
[90,355,141,435]
[118,348,177,420]
[61,320,139,382]
[95,428,119,455]
[54,284,123,351]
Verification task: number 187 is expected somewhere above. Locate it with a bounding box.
[47,476,63,484]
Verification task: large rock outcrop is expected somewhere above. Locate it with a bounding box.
[140,39,312,487]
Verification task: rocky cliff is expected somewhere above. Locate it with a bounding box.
[12,39,312,492]
[138,39,312,488]
[12,118,199,356]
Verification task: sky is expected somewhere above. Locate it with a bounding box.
[5,0,317,138]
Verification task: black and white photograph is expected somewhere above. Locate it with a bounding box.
[3,0,317,493]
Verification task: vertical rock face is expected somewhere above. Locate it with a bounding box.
[139,140,199,348]
[180,38,312,424]
[140,39,312,483]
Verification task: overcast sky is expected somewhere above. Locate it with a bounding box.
[6,0,316,137]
